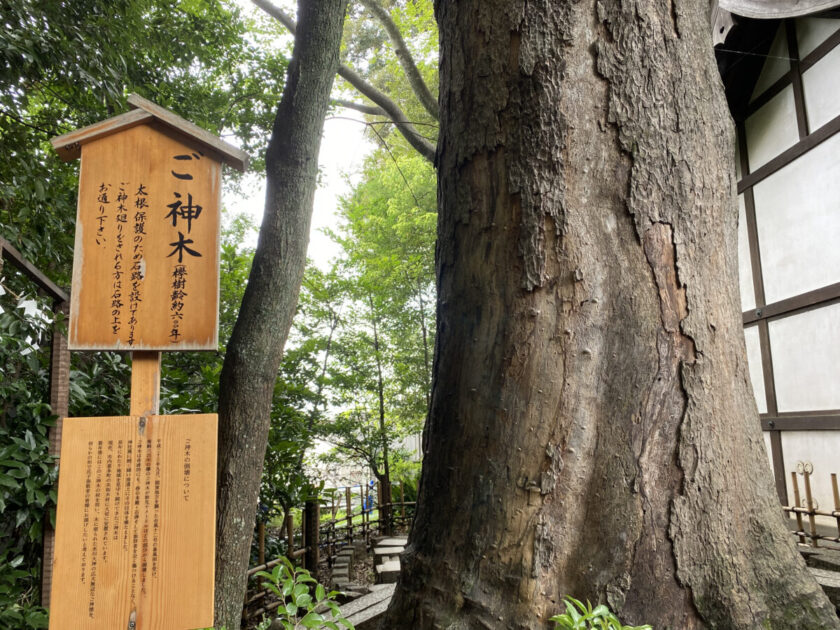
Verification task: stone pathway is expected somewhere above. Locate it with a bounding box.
[324,535,408,628]
[373,535,407,585]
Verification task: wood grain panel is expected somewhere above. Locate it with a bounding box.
[49,415,217,630]
[69,124,220,351]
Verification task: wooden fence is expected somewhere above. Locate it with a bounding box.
[785,468,840,547]
[242,481,416,623]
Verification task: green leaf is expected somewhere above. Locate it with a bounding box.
[300,612,325,627]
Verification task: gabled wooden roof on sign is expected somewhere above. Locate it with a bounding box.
[50,93,248,172]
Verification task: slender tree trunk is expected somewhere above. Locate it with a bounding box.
[385,1,839,629]
[369,296,393,535]
[416,279,431,406]
[213,2,347,627]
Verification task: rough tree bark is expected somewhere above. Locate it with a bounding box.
[214,2,348,627]
[384,1,840,629]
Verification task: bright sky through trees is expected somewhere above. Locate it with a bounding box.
[224,0,375,269]
[223,111,373,268]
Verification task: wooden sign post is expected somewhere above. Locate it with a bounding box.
[48,95,247,630]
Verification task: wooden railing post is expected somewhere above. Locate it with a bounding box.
[376,481,383,534]
[258,521,266,566]
[400,481,406,520]
[345,486,353,543]
[286,512,295,559]
[304,500,320,581]
[42,299,70,607]
[362,484,369,544]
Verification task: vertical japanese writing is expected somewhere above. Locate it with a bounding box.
[80,441,93,584]
[130,439,143,605]
[108,182,125,335]
[102,440,113,562]
[88,440,103,618]
[165,153,203,343]
[141,439,152,593]
[113,440,123,543]
[128,184,148,346]
[170,264,188,342]
[152,438,162,578]
[122,439,133,551]
[183,439,192,502]
[96,183,110,246]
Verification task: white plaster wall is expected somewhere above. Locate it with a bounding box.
[796,17,840,58]
[745,86,799,170]
[769,303,840,412]
[744,325,768,414]
[802,44,840,131]
[752,132,840,304]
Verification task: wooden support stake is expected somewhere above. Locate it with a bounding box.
[832,473,840,538]
[258,522,266,566]
[130,351,161,416]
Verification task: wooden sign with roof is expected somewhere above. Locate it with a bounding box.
[51,94,247,351]
[46,96,246,629]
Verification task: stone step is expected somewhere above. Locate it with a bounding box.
[373,546,404,556]
[377,537,408,546]
[375,560,401,584]
[329,583,396,630]
[809,567,840,608]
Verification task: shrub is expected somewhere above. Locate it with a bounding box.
[551,596,652,630]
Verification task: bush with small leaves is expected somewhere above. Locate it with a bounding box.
[551,596,652,630]
[255,557,354,630]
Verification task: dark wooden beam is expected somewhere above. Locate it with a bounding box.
[743,281,840,324]
[0,236,69,303]
[762,415,840,431]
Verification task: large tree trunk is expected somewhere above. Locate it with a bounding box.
[214,2,347,627]
[384,1,839,629]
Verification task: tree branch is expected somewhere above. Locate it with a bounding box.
[252,0,436,163]
[357,0,439,121]
[332,98,386,117]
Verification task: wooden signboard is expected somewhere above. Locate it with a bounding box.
[68,124,221,351]
[49,415,217,630]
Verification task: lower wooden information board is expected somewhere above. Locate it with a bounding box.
[50,415,217,630]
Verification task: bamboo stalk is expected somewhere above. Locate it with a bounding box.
[802,469,819,548]
[791,471,806,545]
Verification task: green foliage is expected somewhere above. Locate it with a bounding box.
[309,145,436,480]
[255,556,354,630]
[390,457,421,502]
[0,280,55,628]
[551,597,653,630]
[0,0,287,280]
[341,0,438,137]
